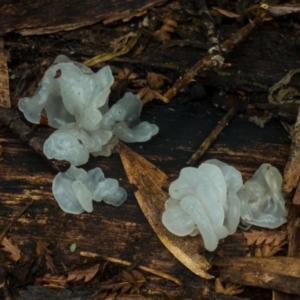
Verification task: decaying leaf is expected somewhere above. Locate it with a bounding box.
[36,241,58,274]
[265,4,300,17]
[215,278,244,295]
[268,69,300,104]
[98,269,146,294]
[118,142,212,279]
[147,72,170,90]
[67,264,100,283]
[137,72,171,104]
[39,108,49,126]
[1,237,21,261]
[212,7,240,18]
[114,68,138,82]
[35,274,67,289]
[110,32,138,53]
[138,87,169,105]
[154,19,178,42]
[242,229,286,246]
[253,239,287,257]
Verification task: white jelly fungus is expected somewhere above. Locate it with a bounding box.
[53,166,127,214]
[162,160,286,251]
[238,163,287,229]
[19,55,159,213]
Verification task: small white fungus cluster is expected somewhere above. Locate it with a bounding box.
[19,55,159,213]
[162,159,286,252]
[53,166,127,214]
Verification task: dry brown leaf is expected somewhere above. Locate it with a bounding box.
[99,269,146,294]
[36,241,58,274]
[137,72,171,104]
[154,19,178,42]
[114,68,138,82]
[110,32,137,53]
[119,142,212,279]
[138,86,169,105]
[215,278,244,295]
[212,7,240,18]
[35,274,67,288]
[67,263,100,283]
[242,229,287,246]
[1,237,21,261]
[147,72,170,90]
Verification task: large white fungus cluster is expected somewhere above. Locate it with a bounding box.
[19,55,159,166]
[19,55,159,213]
[53,166,127,214]
[162,160,286,251]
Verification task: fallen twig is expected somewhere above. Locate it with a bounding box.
[80,251,183,286]
[0,199,34,244]
[195,0,223,67]
[164,14,264,101]
[0,107,69,172]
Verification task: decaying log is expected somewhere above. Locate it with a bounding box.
[273,204,300,300]
[0,0,166,35]
[212,256,300,295]
[0,38,10,108]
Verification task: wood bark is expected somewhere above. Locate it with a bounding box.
[212,256,300,295]
[0,0,166,35]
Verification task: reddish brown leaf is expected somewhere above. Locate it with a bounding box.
[242,229,287,246]
[215,278,244,296]
[99,269,146,294]
[53,69,62,78]
[1,237,21,261]
[35,274,67,288]
[147,72,170,90]
[67,263,100,282]
[39,108,49,125]
[36,241,58,274]
[154,19,178,42]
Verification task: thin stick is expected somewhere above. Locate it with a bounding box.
[195,0,223,66]
[0,199,34,244]
[80,251,183,286]
[187,101,240,166]
[164,14,264,101]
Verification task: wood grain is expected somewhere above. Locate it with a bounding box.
[0,100,290,298]
[0,0,166,35]
[0,38,10,108]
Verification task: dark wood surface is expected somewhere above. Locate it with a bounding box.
[0,0,167,35]
[0,98,290,299]
[0,3,298,298]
